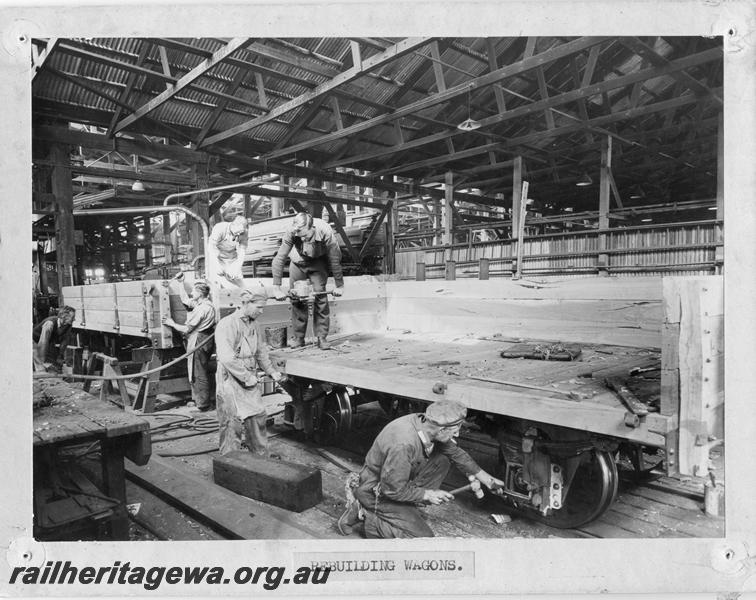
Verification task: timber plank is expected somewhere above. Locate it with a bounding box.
[386,300,661,348]
[624,484,703,512]
[577,518,638,538]
[385,278,664,301]
[125,455,322,539]
[125,480,223,540]
[609,499,695,537]
[616,495,721,536]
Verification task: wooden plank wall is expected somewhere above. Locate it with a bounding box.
[62,280,174,348]
[396,222,721,279]
[662,276,724,477]
[64,275,388,348]
[384,277,664,349]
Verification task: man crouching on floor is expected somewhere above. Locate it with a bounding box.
[215,288,286,456]
[338,400,504,538]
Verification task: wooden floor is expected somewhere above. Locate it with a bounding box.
[125,399,723,541]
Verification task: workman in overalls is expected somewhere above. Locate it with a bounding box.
[32,306,76,372]
[209,215,248,288]
[338,400,504,538]
[271,212,344,349]
[163,276,216,412]
[215,288,285,456]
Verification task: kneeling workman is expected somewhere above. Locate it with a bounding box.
[271,212,344,349]
[215,288,285,456]
[163,275,216,412]
[339,400,504,538]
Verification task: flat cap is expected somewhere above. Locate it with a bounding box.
[425,400,467,427]
[240,288,268,303]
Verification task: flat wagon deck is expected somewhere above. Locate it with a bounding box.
[276,331,666,447]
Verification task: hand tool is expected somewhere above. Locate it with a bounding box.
[448,476,484,499]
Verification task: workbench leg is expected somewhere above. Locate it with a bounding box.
[82,352,96,393]
[100,439,130,540]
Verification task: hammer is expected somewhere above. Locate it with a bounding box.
[448,476,484,500]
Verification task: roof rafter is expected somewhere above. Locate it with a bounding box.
[619,36,722,105]
[199,37,435,148]
[323,47,720,170]
[113,37,253,134]
[264,37,609,162]
[373,88,719,178]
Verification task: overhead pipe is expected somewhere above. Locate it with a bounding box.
[163,180,268,206]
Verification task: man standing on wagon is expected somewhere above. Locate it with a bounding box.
[271,212,344,350]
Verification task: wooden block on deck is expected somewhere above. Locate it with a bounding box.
[213,451,322,512]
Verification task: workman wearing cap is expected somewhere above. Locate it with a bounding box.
[209,215,248,288]
[271,212,344,350]
[338,400,504,538]
[214,288,286,456]
[163,276,216,412]
[33,306,76,372]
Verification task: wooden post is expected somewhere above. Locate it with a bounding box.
[443,171,453,252]
[127,220,138,273]
[598,135,612,275]
[513,181,529,280]
[663,278,724,477]
[191,162,210,267]
[416,262,426,281]
[445,261,456,280]
[433,199,442,246]
[142,218,152,268]
[162,213,173,266]
[271,197,282,217]
[478,258,490,280]
[511,156,523,240]
[50,144,76,290]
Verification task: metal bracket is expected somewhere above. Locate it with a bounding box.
[78,286,86,326]
[548,463,564,510]
[112,283,120,331]
[140,282,151,334]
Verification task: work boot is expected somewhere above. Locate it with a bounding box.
[290,337,305,348]
[317,337,331,350]
[337,500,362,536]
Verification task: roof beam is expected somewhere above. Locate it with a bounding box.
[31,38,59,81]
[620,37,722,105]
[199,37,434,148]
[264,37,609,161]
[195,65,249,147]
[374,89,718,178]
[325,47,720,170]
[42,67,192,144]
[107,41,152,137]
[113,37,253,134]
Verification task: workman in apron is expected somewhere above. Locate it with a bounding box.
[163,276,216,411]
[32,306,76,372]
[338,400,504,538]
[209,215,248,289]
[214,288,286,455]
[271,212,344,349]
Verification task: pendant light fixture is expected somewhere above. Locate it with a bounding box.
[457,85,481,132]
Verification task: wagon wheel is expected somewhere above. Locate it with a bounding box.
[532,449,618,529]
[313,388,352,445]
